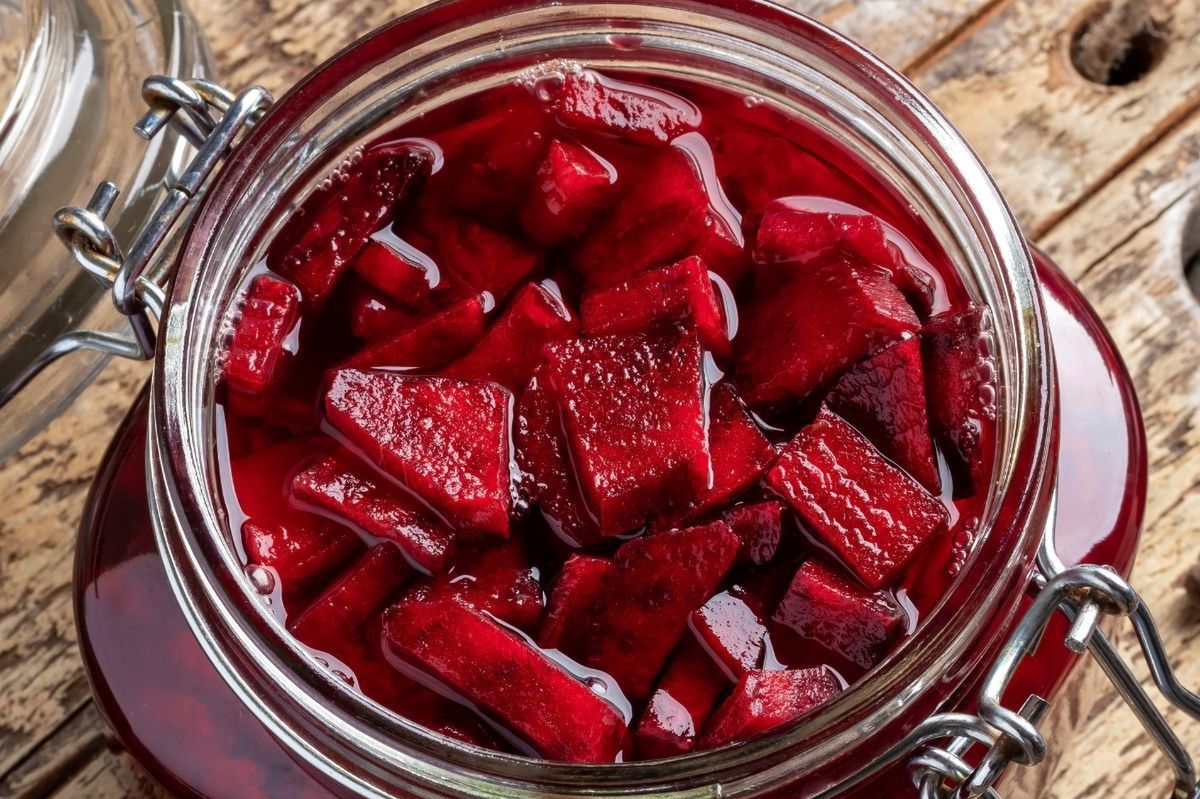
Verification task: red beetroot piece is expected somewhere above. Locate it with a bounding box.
[383,596,628,763]
[404,211,541,303]
[772,559,906,671]
[224,275,301,401]
[766,407,949,589]
[276,143,433,306]
[345,294,486,370]
[636,639,729,759]
[520,139,617,245]
[723,500,785,565]
[573,147,711,286]
[324,370,514,537]
[543,330,710,535]
[556,70,700,146]
[291,452,455,574]
[514,366,601,547]
[445,282,578,392]
[585,522,741,699]
[698,668,842,749]
[440,568,544,631]
[736,250,920,408]
[233,440,361,595]
[580,256,730,359]
[350,239,435,307]
[826,337,941,493]
[690,587,768,680]
[288,542,411,662]
[922,305,993,492]
[348,289,419,342]
[537,555,614,657]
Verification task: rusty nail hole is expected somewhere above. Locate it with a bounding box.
[1183,202,1200,305]
[1069,1,1169,86]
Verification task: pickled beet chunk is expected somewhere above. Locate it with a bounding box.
[521,139,617,246]
[382,596,628,763]
[403,211,541,304]
[276,143,433,307]
[348,289,419,342]
[735,250,920,408]
[690,588,768,679]
[350,239,435,308]
[698,668,842,749]
[826,337,941,493]
[556,70,701,145]
[723,500,784,565]
[242,519,361,597]
[765,406,949,589]
[514,366,601,546]
[287,543,413,654]
[772,559,906,671]
[324,370,514,537]
[543,329,710,535]
[585,522,741,699]
[636,639,729,759]
[573,147,711,286]
[580,256,730,359]
[537,555,614,657]
[922,305,993,493]
[223,275,301,401]
[445,282,578,392]
[445,567,544,631]
[291,452,455,574]
[345,294,486,370]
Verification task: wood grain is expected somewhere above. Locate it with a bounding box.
[0,0,1197,796]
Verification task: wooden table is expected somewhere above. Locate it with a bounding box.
[1,0,1199,796]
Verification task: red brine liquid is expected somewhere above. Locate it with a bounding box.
[215,67,999,763]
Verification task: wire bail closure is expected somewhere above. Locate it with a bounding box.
[0,77,273,408]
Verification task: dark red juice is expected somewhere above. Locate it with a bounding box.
[215,67,1000,763]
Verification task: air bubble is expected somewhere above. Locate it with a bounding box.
[585,676,609,695]
[245,564,276,595]
[332,669,354,686]
[743,94,765,108]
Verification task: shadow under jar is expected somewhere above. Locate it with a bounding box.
[87,0,1151,797]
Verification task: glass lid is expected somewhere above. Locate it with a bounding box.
[0,0,212,459]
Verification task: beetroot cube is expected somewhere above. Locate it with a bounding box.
[288,543,412,653]
[766,406,949,589]
[276,143,433,306]
[521,139,617,245]
[291,452,455,574]
[580,256,730,359]
[772,559,907,670]
[698,668,842,749]
[736,250,920,408]
[826,337,941,493]
[573,147,711,286]
[345,294,486,370]
[446,567,544,631]
[723,500,785,565]
[922,305,993,492]
[636,640,729,759]
[382,596,628,763]
[348,289,419,342]
[404,211,541,303]
[445,282,578,392]
[537,555,614,657]
[543,330,710,535]
[224,275,301,399]
[514,366,601,546]
[585,522,741,699]
[690,588,767,679]
[556,70,700,145]
[324,370,514,537]
[350,239,435,307]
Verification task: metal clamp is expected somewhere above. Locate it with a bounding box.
[0,77,273,407]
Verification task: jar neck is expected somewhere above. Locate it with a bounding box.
[153,1,1056,795]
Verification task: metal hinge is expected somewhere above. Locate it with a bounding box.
[0,77,273,407]
[828,490,1200,799]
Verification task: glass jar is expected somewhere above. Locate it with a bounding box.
[49,0,1181,797]
[0,0,212,459]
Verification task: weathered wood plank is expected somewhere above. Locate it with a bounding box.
[0,704,106,799]
[46,749,163,799]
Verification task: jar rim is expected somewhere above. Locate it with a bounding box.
[150,1,1056,794]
